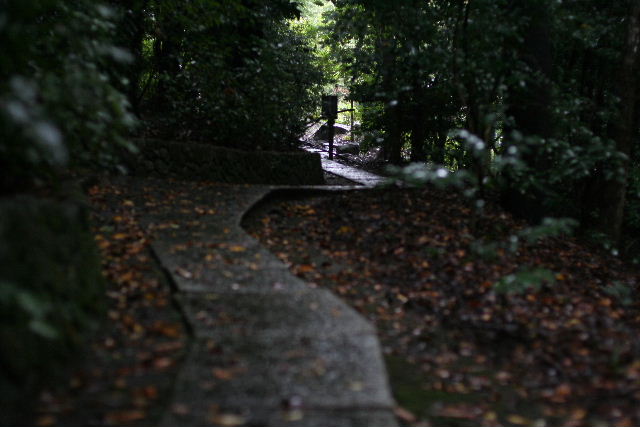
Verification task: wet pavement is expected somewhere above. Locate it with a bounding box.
[105,175,396,427]
[321,158,386,187]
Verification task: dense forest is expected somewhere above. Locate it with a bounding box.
[325,0,640,251]
[1,0,640,425]
[3,0,640,247]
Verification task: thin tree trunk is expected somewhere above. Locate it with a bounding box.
[502,0,554,221]
[595,0,640,243]
[433,131,447,165]
[505,0,554,144]
[125,0,148,114]
[386,105,403,164]
[109,0,148,114]
[379,30,402,164]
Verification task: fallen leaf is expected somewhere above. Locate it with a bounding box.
[570,408,587,420]
[209,413,246,426]
[105,410,146,425]
[212,368,236,381]
[282,409,304,422]
[506,414,530,425]
[394,406,417,423]
[143,386,158,399]
[297,264,315,273]
[349,380,364,391]
[337,226,354,234]
[176,268,193,279]
[153,357,173,370]
[35,415,56,426]
[417,235,430,245]
[162,324,181,338]
[437,405,476,419]
[484,411,498,422]
[172,403,190,416]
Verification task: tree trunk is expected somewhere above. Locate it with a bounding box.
[410,95,426,162]
[505,0,554,145]
[385,105,403,164]
[594,0,640,243]
[152,4,182,113]
[109,0,148,114]
[124,0,148,114]
[379,32,402,165]
[502,0,554,221]
[433,131,447,165]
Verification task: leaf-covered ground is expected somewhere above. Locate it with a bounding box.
[244,187,640,427]
[32,181,189,427]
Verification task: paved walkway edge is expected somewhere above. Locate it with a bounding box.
[320,159,386,187]
[147,185,398,427]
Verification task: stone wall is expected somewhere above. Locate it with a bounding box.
[127,139,325,185]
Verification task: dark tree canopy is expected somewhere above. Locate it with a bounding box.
[2,1,640,425]
[1,0,639,238]
[326,0,640,245]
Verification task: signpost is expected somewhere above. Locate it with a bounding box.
[322,95,338,160]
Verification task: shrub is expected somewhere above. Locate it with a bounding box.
[0,0,135,194]
[0,196,105,423]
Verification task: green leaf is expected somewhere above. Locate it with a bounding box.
[518,218,578,244]
[604,281,634,306]
[16,291,49,318]
[494,268,556,295]
[29,319,59,340]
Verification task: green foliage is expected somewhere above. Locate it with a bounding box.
[518,218,579,244]
[604,281,635,306]
[0,283,59,340]
[326,0,520,163]
[293,0,340,86]
[327,0,639,243]
[0,197,105,418]
[386,163,474,190]
[494,268,556,295]
[0,0,136,193]
[139,0,325,150]
[469,218,577,262]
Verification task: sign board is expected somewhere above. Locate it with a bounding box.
[322,95,338,119]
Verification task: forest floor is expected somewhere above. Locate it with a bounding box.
[31,179,190,427]
[30,175,397,427]
[243,186,640,427]
[28,154,640,427]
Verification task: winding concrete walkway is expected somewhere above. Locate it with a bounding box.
[321,158,386,187]
[302,139,387,187]
[127,178,397,426]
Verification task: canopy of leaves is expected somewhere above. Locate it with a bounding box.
[137,0,325,150]
[324,0,639,247]
[0,0,135,194]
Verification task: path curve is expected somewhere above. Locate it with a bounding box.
[131,178,398,426]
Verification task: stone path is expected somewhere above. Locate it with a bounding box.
[122,177,397,426]
[302,143,386,187]
[321,159,386,187]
